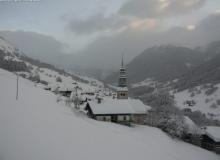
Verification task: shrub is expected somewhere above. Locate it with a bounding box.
[56,76,62,82]
[39,80,48,85]
[210,103,218,109]
[216,99,220,105]
[205,98,210,103]
[205,86,218,96]
[190,92,195,97]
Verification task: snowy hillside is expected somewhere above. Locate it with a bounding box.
[174,84,220,120]
[0,68,219,160]
[0,37,16,54]
[0,36,103,94]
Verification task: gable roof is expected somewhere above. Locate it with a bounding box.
[88,98,151,115]
[205,126,220,142]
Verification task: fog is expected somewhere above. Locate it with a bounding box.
[1,0,220,71]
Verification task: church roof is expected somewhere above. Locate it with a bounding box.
[87,97,151,115]
[116,87,128,92]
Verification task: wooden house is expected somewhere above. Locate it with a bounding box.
[85,98,151,125]
[201,126,220,154]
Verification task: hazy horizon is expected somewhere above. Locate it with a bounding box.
[1,0,220,70]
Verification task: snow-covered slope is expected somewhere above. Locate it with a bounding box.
[0,36,103,93]
[31,67,102,92]
[174,84,220,120]
[0,37,16,54]
[0,68,219,160]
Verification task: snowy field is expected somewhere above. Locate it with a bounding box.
[0,68,219,160]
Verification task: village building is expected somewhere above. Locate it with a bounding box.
[201,126,220,154]
[58,87,73,97]
[85,56,151,125]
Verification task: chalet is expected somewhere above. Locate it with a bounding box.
[58,86,73,97]
[201,126,220,154]
[85,98,150,125]
[85,56,151,125]
[59,90,72,97]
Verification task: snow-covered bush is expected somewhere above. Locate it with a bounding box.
[205,98,210,103]
[190,92,195,97]
[157,114,185,138]
[205,86,218,96]
[56,76,62,82]
[29,69,40,82]
[216,99,220,105]
[210,103,218,109]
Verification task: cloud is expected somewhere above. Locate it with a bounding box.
[75,14,220,70]
[119,0,206,18]
[66,12,158,35]
[66,0,206,35]
[0,30,67,65]
[66,13,128,35]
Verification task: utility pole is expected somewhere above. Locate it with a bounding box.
[74,85,79,109]
[16,73,19,100]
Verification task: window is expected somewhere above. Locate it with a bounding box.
[103,117,106,121]
[123,116,126,121]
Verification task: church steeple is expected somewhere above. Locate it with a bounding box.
[121,54,124,67]
[118,54,127,87]
[117,55,128,99]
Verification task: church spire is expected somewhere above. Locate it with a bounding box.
[121,54,124,67]
[118,54,127,88]
[117,54,128,99]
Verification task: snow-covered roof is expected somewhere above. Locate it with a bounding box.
[108,85,128,92]
[183,116,201,134]
[205,126,220,142]
[116,87,128,92]
[88,98,151,115]
[58,84,75,92]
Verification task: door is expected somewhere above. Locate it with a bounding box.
[111,115,117,122]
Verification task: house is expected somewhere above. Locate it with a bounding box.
[57,84,76,97]
[201,126,220,154]
[85,56,151,125]
[85,98,150,125]
[58,89,72,97]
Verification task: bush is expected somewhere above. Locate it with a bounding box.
[216,99,220,105]
[29,74,40,82]
[39,80,48,85]
[190,92,195,97]
[205,98,210,103]
[157,115,186,138]
[205,86,218,96]
[56,76,62,82]
[210,103,218,109]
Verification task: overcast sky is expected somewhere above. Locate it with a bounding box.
[1,0,220,69]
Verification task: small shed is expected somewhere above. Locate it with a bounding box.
[58,86,74,97]
[201,126,220,154]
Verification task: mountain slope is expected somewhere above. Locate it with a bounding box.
[174,41,220,91]
[105,45,204,84]
[0,68,219,160]
[0,36,100,88]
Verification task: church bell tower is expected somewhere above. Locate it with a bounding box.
[117,55,128,99]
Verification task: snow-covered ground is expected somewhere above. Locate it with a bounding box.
[0,37,16,54]
[0,68,219,160]
[37,67,100,92]
[174,84,220,120]
[131,78,156,88]
[1,36,103,94]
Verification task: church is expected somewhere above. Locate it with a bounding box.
[85,56,151,125]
